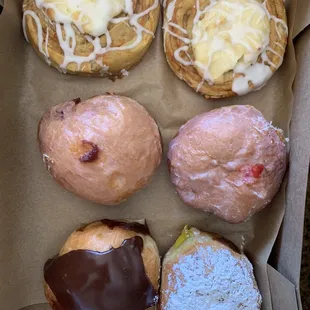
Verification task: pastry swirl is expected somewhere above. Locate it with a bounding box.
[163,0,288,98]
[22,0,160,76]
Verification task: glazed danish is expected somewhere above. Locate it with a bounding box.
[163,0,288,98]
[23,0,160,76]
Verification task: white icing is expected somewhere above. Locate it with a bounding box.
[23,0,159,72]
[169,22,188,34]
[35,0,126,37]
[262,0,288,38]
[121,68,129,76]
[240,235,245,253]
[265,47,283,64]
[174,46,192,66]
[98,63,110,76]
[166,29,190,44]
[232,62,272,95]
[110,16,129,24]
[124,0,134,14]
[164,0,287,95]
[274,40,285,50]
[193,60,214,85]
[23,10,51,65]
[45,27,50,58]
[196,78,204,92]
[166,0,177,21]
[22,12,30,43]
[42,153,53,173]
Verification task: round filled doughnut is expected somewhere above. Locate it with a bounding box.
[168,105,287,223]
[44,219,160,309]
[38,94,162,205]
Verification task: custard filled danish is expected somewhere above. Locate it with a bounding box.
[163,0,288,98]
[23,0,160,76]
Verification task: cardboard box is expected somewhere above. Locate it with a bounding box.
[0,0,309,309]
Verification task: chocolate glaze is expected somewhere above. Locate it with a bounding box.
[44,237,157,310]
[101,219,151,235]
[72,98,81,105]
[76,219,150,235]
[55,110,65,120]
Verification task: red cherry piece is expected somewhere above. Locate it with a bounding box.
[79,140,99,163]
[251,164,264,178]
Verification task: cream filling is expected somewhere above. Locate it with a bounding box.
[164,0,287,95]
[23,0,159,73]
[36,0,125,36]
[192,0,270,81]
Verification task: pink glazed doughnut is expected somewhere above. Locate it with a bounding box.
[168,105,287,223]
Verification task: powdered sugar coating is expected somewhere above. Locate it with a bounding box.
[161,228,261,310]
[165,247,260,309]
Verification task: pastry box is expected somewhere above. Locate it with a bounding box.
[0,0,309,309]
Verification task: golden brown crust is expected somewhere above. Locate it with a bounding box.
[163,0,288,98]
[45,220,160,309]
[22,0,160,76]
[160,227,261,309]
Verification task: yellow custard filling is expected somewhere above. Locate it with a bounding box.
[192,0,270,81]
[173,226,195,249]
[37,0,125,36]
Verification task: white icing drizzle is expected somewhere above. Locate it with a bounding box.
[232,62,273,96]
[262,0,288,38]
[98,62,110,76]
[42,153,53,174]
[163,0,169,10]
[23,10,51,65]
[266,46,282,58]
[240,235,245,253]
[22,12,30,43]
[125,0,134,14]
[194,60,214,83]
[274,40,285,50]
[174,46,192,66]
[169,22,188,34]
[196,78,204,92]
[121,68,129,76]
[166,0,178,21]
[164,0,287,95]
[166,29,191,44]
[110,16,130,24]
[23,0,159,73]
[45,27,50,58]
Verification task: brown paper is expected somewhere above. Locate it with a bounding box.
[269,25,310,310]
[293,1,310,37]
[0,0,309,309]
[267,265,298,310]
